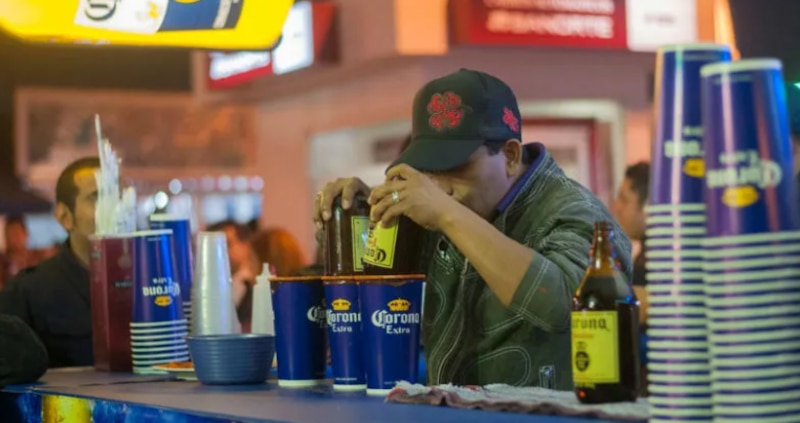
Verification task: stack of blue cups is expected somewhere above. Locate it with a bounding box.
[701,58,800,422]
[130,230,189,374]
[646,43,731,423]
[149,214,194,330]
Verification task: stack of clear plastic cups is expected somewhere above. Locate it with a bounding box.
[701,58,800,422]
[191,232,241,336]
[646,43,731,422]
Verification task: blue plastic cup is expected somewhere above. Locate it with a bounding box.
[651,43,732,206]
[701,59,800,237]
[323,278,366,391]
[359,275,423,396]
[131,230,185,325]
[149,214,194,308]
[271,276,327,387]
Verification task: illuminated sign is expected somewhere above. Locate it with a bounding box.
[0,0,293,49]
[207,1,337,89]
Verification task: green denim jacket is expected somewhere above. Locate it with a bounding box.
[421,144,632,390]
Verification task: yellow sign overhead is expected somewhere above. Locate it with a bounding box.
[0,0,294,50]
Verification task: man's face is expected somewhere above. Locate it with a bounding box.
[5,223,27,253]
[59,168,98,247]
[423,145,516,219]
[613,178,646,240]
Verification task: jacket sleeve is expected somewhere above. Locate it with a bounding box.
[0,274,33,325]
[507,200,632,333]
[0,314,48,386]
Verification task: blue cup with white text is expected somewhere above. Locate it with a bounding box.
[131,230,185,325]
[271,276,327,387]
[323,278,366,391]
[149,214,194,316]
[651,44,731,206]
[701,59,800,237]
[359,276,423,396]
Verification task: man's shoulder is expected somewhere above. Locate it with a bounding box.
[5,255,62,290]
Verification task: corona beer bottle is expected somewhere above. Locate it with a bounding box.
[572,221,640,403]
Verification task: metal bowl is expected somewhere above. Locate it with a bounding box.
[187,334,274,385]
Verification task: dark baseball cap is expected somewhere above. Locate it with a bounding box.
[391,69,522,172]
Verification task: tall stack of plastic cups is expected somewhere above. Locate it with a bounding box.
[700,58,800,422]
[149,214,194,329]
[129,230,189,374]
[646,43,731,423]
[192,232,241,336]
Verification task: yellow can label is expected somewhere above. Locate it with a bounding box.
[362,218,399,269]
[350,216,371,272]
[571,310,620,385]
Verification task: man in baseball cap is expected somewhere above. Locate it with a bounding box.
[315,69,631,389]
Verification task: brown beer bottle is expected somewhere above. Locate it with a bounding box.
[572,221,640,404]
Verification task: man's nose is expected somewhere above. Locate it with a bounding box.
[424,173,454,194]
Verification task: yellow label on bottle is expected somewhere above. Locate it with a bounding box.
[350,216,371,272]
[362,218,399,269]
[571,310,620,385]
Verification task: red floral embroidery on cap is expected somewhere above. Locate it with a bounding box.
[502,107,520,133]
[427,92,465,131]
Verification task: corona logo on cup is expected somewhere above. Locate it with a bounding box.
[371,298,419,335]
[331,298,351,312]
[326,298,359,334]
[706,149,783,209]
[388,298,410,312]
[154,295,173,307]
[306,302,327,328]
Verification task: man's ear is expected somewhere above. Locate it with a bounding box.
[55,203,74,233]
[502,139,524,177]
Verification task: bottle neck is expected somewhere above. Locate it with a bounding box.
[589,230,617,271]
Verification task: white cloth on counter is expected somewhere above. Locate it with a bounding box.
[386,381,648,422]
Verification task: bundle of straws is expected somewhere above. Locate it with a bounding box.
[94,114,137,235]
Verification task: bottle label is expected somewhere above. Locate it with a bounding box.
[362,219,399,269]
[350,216,370,272]
[571,310,620,385]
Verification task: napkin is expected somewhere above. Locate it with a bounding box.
[386,382,648,422]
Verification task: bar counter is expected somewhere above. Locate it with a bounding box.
[0,368,627,423]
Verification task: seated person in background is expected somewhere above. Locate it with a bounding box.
[0,158,100,367]
[316,69,631,389]
[613,162,650,325]
[251,228,306,276]
[0,216,40,290]
[0,314,48,386]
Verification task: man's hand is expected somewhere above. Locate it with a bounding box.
[313,177,371,229]
[368,164,462,231]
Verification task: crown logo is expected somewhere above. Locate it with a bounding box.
[332,298,351,312]
[388,298,411,312]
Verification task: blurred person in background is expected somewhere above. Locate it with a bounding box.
[612,161,650,396]
[613,162,649,320]
[0,215,40,290]
[0,157,100,367]
[207,220,260,332]
[251,227,306,276]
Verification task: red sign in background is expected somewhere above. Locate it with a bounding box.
[450,0,628,50]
